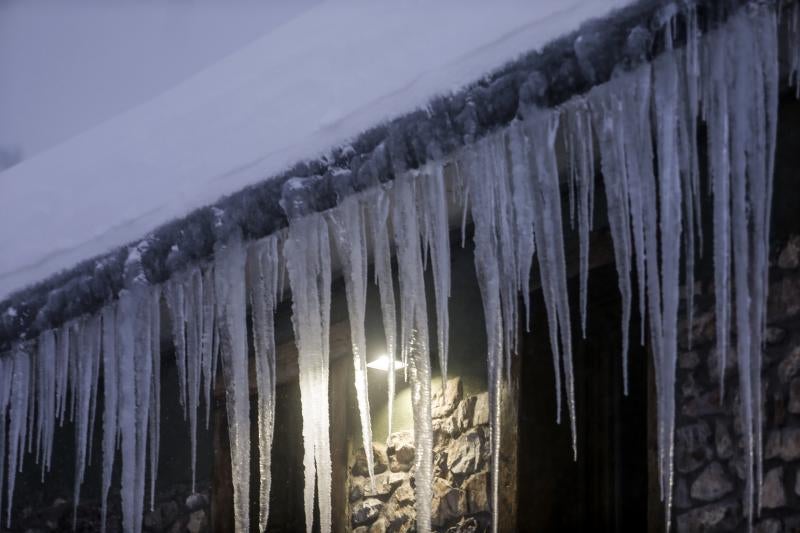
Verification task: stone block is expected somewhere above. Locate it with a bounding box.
[433,377,463,419]
[675,500,739,532]
[690,462,733,501]
[675,421,713,473]
[472,392,489,427]
[761,467,786,509]
[765,428,800,461]
[778,235,800,269]
[353,442,389,476]
[446,428,484,477]
[353,498,383,527]
[431,478,467,527]
[463,471,489,514]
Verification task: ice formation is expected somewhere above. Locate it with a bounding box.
[284,210,333,533]
[391,176,433,533]
[329,197,376,486]
[214,235,251,533]
[367,191,399,439]
[0,4,789,533]
[247,236,280,532]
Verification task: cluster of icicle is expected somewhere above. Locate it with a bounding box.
[0,4,792,533]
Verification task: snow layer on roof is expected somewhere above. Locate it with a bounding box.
[0,0,631,301]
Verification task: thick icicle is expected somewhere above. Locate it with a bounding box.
[116,280,157,533]
[419,165,451,384]
[214,234,251,533]
[368,189,398,439]
[563,101,595,339]
[328,197,376,486]
[391,176,432,533]
[100,305,118,533]
[463,136,507,533]
[247,236,280,532]
[73,315,102,528]
[285,210,333,533]
[7,346,30,527]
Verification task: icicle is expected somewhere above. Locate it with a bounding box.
[201,265,217,429]
[165,279,188,416]
[285,211,333,533]
[149,287,162,511]
[525,111,577,458]
[7,346,30,527]
[328,197,376,487]
[0,355,12,527]
[463,134,509,533]
[184,270,202,494]
[100,305,118,533]
[73,315,102,528]
[703,20,733,400]
[390,176,432,533]
[368,189,398,439]
[679,4,703,350]
[55,324,71,425]
[214,234,251,533]
[247,236,280,533]
[789,2,800,98]
[35,330,56,479]
[589,77,634,396]
[653,46,683,533]
[563,101,595,339]
[419,165,451,384]
[116,283,157,533]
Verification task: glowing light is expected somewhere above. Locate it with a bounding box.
[366,354,405,372]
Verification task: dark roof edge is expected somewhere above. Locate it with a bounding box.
[0,0,778,349]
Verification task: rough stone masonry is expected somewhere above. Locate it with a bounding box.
[674,235,800,532]
[348,377,491,533]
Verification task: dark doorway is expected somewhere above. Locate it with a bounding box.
[516,263,649,531]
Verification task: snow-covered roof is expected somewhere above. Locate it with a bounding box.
[0,0,632,304]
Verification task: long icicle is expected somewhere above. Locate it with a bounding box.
[214,233,251,533]
[284,211,333,533]
[247,236,280,532]
[368,189,398,439]
[328,197,376,487]
[100,305,118,533]
[391,176,433,533]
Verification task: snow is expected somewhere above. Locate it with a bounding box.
[0,0,633,302]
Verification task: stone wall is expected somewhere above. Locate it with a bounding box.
[348,378,491,533]
[674,235,800,532]
[4,483,210,533]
